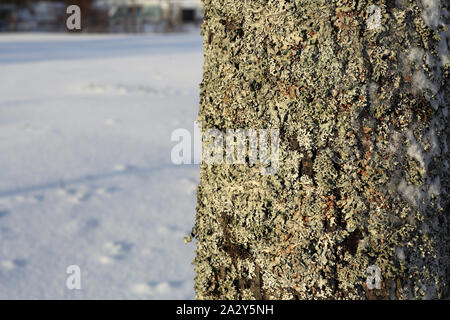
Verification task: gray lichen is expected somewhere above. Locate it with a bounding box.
[193,0,449,299]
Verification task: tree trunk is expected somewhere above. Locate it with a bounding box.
[192,0,449,299]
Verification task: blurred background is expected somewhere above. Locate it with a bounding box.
[0,0,202,299]
[0,0,203,33]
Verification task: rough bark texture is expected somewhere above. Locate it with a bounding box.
[192,0,449,299]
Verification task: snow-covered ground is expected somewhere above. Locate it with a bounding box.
[0,32,203,299]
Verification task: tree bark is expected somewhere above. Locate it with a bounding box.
[193,0,449,299]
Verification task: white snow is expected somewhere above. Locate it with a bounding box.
[0,31,203,299]
[420,0,440,29]
[395,247,406,263]
[412,70,437,95]
[406,130,426,168]
[397,179,423,207]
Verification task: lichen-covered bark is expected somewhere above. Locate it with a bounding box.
[192,0,449,299]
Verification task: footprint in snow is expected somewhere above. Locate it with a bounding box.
[99,241,133,264]
[58,186,92,204]
[113,164,137,172]
[58,185,117,204]
[105,118,121,126]
[113,164,127,172]
[1,259,27,271]
[22,122,46,133]
[0,210,10,219]
[131,281,174,297]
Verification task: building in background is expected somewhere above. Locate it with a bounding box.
[102,0,203,33]
[0,0,202,33]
